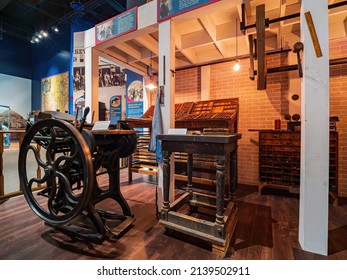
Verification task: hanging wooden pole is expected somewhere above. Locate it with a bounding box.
[249,34,255,80]
[256,4,267,90]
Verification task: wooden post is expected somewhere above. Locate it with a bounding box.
[256,4,267,90]
[157,19,176,208]
[299,0,330,256]
[248,34,255,80]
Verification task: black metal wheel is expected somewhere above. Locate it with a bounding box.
[18,119,94,225]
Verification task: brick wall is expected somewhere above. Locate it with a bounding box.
[175,67,201,103]
[330,37,347,197]
[174,37,347,197]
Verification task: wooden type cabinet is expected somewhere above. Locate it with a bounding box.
[258,131,338,204]
[126,98,239,183]
[157,134,241,257]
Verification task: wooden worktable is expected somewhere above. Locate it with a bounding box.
[157,133,241,257]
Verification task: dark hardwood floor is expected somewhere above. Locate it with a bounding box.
[1,169,347,260]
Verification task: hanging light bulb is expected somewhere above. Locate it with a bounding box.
[146,52,157,90]
[233,59,240,71]
[233,17,240,71]
[146,82,157,90]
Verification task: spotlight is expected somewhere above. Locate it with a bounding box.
[37,33,42,39]
[41,31,48,37]
[34,37,39,42]
[70,1,84,11]
[52,26,59,33]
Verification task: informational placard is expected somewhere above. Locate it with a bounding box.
[109,95,122,125]
[126,70,143,119]
[95,7,137,44]
[92,121,111,131]
[158,0,219,22]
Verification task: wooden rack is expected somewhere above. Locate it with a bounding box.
[258,130,339,205]
[125,98,239,183]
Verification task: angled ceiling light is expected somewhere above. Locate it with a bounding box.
[70,1,84,11]
[41,30,48,37]
[52,26,59,33]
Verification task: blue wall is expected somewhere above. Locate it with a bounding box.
[1,18,96,112]
[31,27,71,111]
[0,35,32,79]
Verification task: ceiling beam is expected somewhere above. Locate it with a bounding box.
[134,34,159,55]
[18,0,63,24]
[114,41,142,60]
[0,0,12,11]
[277,0,287,49]
[105,0,126,13]
[181,30,212,49]
[175,32,198,64]
[198,15,228,57]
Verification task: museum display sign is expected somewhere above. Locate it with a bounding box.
[158,0,219,22]
[95,7,137,45]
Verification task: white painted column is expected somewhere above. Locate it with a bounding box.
[299,0,330,256]
[157,19,176,207]
[84,28,99,123]
[201,65,211,101]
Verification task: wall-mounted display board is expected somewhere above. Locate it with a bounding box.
[95,7,137,44]
[41,72,69,112]
[126,70,143,119]
[158,0,219,22]
[98,60,126,123]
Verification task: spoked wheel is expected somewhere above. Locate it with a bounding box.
[18,119,94,225]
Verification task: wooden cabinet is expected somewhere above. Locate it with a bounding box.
[126,98,239,183]
[258,131,338,204]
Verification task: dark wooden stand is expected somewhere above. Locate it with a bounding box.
[157,134,241,257]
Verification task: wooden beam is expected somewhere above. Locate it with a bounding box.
[114,42,142,60]
[134,34,159,56]
[199,16,228,57]
[256,4,267,90]
[249,34,255,80]
[277,0,287,49]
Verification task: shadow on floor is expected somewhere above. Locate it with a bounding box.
[328,224,347,255]
[233,201,273,250]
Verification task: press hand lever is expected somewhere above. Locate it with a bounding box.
[79,106,90,132]
[293,42,303,78]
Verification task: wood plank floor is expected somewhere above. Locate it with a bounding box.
[1,169,347,260]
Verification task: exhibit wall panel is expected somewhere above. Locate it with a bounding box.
[0,73,32,122]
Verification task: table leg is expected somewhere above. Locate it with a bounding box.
[109,154,132,216]
[215,156,226,225]
[186,153,193,193]
[162,150,172,212]
[229,149,237,201]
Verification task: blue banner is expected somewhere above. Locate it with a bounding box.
[158,0,219,22]
[109,95,122,125]
[95,7,137,44]
[126,70,143,119]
